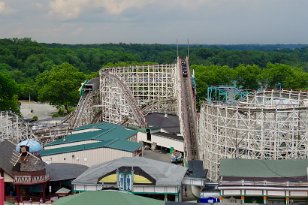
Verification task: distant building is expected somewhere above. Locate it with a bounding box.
[146,113,180,134]
[46,163,88,194]
[0,140,17,200]
[219,159,308,204]
[138,113,184,153]
[41,122,143,167]
[182,160,210,202]
[72,157,187,202]
[0,140,88,203]
[13,139,49,202]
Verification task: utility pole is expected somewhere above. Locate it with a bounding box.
[176,39,179,57]
[187,39,190,59]
[29,92,32,113]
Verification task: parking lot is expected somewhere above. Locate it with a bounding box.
[142,149,171,163]
[20,101,57,120]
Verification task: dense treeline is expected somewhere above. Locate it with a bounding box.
[0,38,307,113]
[0,72,19,113]
[193,64,308,104]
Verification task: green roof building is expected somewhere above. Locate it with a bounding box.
[41,122,142,167]
[219,159,308,204]
[53,190,164,205]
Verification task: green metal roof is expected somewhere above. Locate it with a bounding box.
[46,130,103,146]
[95,127,137,142]
[74,122,118,131]
[41,141,110,156]
[45,122,138,147]
[220,159,308,178]
[53,190,164,205]
[41,140,142,156]
[106,140,143,152]
[42,122,141,156]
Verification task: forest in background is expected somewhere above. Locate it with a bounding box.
[0,38,307,113]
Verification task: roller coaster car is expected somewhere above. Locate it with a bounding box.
[182,66,188,77]
[183,70,188,77]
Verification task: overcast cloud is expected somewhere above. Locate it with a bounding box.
[0,1,10,14]
[0,0,307,44]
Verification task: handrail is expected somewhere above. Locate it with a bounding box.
[220,180,308,187]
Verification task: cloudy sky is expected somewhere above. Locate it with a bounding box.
[0,0,307,44]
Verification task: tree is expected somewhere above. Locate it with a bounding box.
[192,64,236,106]
[235,65,262,90]
[283,68,308,90]
[36,63,85,113]
[0,72,19,113]
[258,64,294,89]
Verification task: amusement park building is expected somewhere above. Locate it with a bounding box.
[41,122,142,167]
[137,113,184,153]
[0,140,15,183]
[72,157,188,202]
[219,159,308,204]
[0,139,87,203]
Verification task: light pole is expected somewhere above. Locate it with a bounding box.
[176,39,179,57]
[0,177,4,205]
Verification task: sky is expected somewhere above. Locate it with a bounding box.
[0,0,307,44]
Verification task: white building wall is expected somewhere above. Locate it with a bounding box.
[86,185,99,191]
[137,132,147,142]
[44,140,101,150]
[290,191,308,197]
[182,177,205,186]
[133,185,179,194]
[75,184,179,194]
[75,184,86,191]
[223,190,241,196]
[151,135,183,152]
[221,187,308,197]
[4,172,13,182]
[42,147,133,167]
[268,190,286,196]
[245,190,263,196]
[137,132,184,152]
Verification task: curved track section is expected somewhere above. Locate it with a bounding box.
[141,98,177,116]
[99,64,178,127]
[69,91,97,128]
[100,71,147,127]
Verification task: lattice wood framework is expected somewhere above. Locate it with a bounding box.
[198,90,308,181]
[0,111,33,143]
[27,64,180,143]
[68,90,100,128]
[1,63,186,145]
[99,64,178,127]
